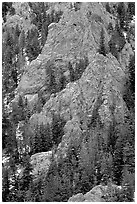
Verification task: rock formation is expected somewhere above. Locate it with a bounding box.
[30,151,52,180]
[68,184,120,202]
[10,2,134,202]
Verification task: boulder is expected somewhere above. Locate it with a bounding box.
[68,193,85,202]
[30,151,53,179]
[84,185,107,202]
[68,184,121,202]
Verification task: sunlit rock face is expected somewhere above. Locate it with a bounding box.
[30,151,53,179]
[28,53,126,162]
[68,184,120,202]
[17,2,114,96]
[15,2,132,181]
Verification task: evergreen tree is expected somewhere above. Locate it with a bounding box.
[11,154,33,201]
[126,2,135,22]
[32,124,42,154]
[121,166,134,201]
[11,66,18,87]
[68,62,75,82]
[4,119,19,162]
[117,2,126,29]
[98,28,107,56]
[113,139,124,185]
[52,113,65,146]
[46,62,57,93]
[7,154,19,201]
[19,155,33,191]
[14,25,20,54]
[49,69,56,93]
[2,2,14,22]
[74,2,81,11]
[41,22,48,47]
[107,22,113,34]
[30,177,44,201]
[26,28,41,61]
[105,3,111,13]
[31,122,53,154]
[123,55,135,110]
[128,55,135,94]
[59,74,66,91]
[2,167,10,201]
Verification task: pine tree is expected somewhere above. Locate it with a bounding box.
[117,2,126,29]
[98,28,107,56]
[41,22,48,47]
[32,124,41,154]
[20,155,33,190]
[121,166,134,201]
[123,55,135,109]
[50,69,56,93]
[113,140,124,185]
[74,2,81,11]
[2,167,10,201]
[128,55,135,94]
[52,113,65,146]
[106,3,111,13]
[68,62,75,82]
[59,74,66,91]
[2,2,14,22]
[46,63,57,93]
[16,154,33,201]
[6,154,19,201]
[25,28,41,61]
[39,123,53,152]
[108,22,113,34]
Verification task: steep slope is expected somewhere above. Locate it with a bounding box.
[14,0,125,174]
[28,53,125,158]
[11,2,134,202]
[17,2,114,95]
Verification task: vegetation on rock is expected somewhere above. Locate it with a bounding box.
[2,2,135,202]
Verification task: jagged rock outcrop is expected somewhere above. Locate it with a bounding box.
[28,53,126,163]
[17,2,115,95]
[68,184,120,202]
[13,2,132,183]
[30,151,52,179]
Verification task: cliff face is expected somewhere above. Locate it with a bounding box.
[32,53,125,158]
[16,2,124,155]
[12,2,134,201]
[17,2,114,95]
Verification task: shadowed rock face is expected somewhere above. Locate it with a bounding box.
[13,2,133,191]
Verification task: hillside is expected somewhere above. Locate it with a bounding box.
[2,2,135,202]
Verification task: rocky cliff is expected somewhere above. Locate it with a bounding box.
[11,2,135,202]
